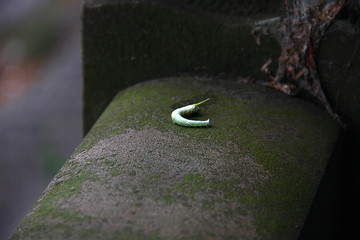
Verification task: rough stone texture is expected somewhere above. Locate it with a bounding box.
[11,78,340,239]
[82,0,282,133]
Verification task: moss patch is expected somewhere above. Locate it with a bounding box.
[12,78,340,239]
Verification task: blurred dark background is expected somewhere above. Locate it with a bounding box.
[0,0,82,239]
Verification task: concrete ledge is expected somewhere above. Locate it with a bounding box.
[11,78,339,239]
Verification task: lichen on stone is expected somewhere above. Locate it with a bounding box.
[12,78,340,240]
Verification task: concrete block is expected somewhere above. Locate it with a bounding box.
[82,0,282,133]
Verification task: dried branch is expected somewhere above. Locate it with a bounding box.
[260,0,346,128]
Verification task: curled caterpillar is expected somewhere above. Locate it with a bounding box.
[171,98,210,127]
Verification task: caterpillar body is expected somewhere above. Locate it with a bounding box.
[171,98,210,127]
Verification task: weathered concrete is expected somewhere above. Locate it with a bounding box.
[11,78,340,239]
[82,0,283,133]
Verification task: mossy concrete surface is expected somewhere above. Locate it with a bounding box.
[12,78,339,239]
[82,0,282,133]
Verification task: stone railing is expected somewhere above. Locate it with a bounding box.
[11,0,360,239]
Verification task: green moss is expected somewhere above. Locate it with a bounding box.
[143,173,162,185]
[102,159,123,176]
[175,174,205,199]
[134,202,143,207]
[14,171,100,238]
[13,78,339,239]
[82,78,336,239]
[82,78,338,234]
[163,189,176,205]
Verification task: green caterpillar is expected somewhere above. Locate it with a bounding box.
[171,98,210,127]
